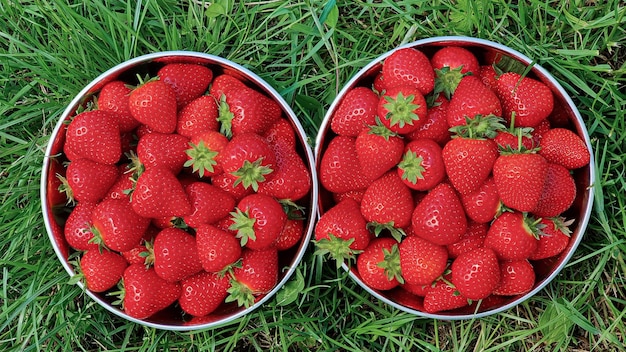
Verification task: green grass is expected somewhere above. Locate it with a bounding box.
[1,0,625,351]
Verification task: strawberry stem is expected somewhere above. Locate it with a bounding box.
[378,244,404,284]
[433,66,470,100]
[217,94,234,139]
[231,158,273,192]
[225,278,255,308]
[398,150,426,185]
[229,208,257,246]
[313,234,361,269]
[382,92,420,129]
[366,221,406,242]
[184,140,219,177]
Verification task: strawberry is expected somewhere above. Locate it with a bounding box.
[446,76,502,128]
[493,151,548,212]
[64,110,121,164]
[388,287,425,311]
[179,271,230,317]
[91,198,150,252]
[373,71,386,94]
[446,222,488,259]
[263,118,297,151]
[319,136,374,193]
[137,132,190,174]
[176,95,220,138]
[227,248,278,308]
[538,128,590,170]
[220,133,276,191]
[64,201,98,251]
[121,244,149,265]
[382,47,435,95]
[450,247,501,300]
[79,249,128,292]
[484,212,540,261]
[529,217,573,260]
[412,183,467,246]
[406,94,451,146]
[330,87,379,137]
[183,182,236,228]
[275,216,305,251]
[104,166,134,201]
[442,115,502,195]
[128,79,178,133]
[399,236,448,286]
[493,128,535,150]
[158,63,212,108]
[495,72,554,127]
[492,259,535,296]
[357,237,403,291]
[531,118,551,146]
[401,281,430,297]
[257,140,311,202]
[361,171,414,240]
[59,158,119,204]
[195,224,242,272]
[377,85,428,134]
[209,73,248,99]
[431,46,479,99]
[397,138,445,191]
[211,171,254,201]
[460,177,502,224]
[314,198,371,265]
[332,189,366,204]
[132,166,192,218]
[147,228,203,282]
[355,120,404,181]
[184,130,229,178]
[532,163,576,217]
[121,264,181,319]
[229,193,286,250]
[423,278,469,313]
[478,65,498,90]
[97,80,140,132]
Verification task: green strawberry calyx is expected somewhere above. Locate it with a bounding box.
[217,94,234,139]
[313,233,362,269]
[225,278,256,308]
[449,114,506,139]
[231,158,273,192]
[366,221,406,243]
[522,213,544,240]
[433,66,471,100]
[398,150,426,185]
[367,117,400,141]
[383,92,421,129]
[184,140,220,177]
[56,174,76,205]
[377,244,405,284]
[229,208,257,246]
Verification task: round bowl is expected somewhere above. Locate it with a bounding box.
[314,36,595,319]
[41,51,318,330]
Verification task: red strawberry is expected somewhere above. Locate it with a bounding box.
[263,118,297,151]
[423,277,469,313]
[330,87,378,137]
[211,172,254,201]
[121,244,149,265]
[184,130,229,178]
[531,118,551,146]
[382,47,435,95]
[319,136,374,193]
[132,167,192,218]
[121,264,181,319]
[484,212,540,261]
[450,247,501,300]
[147,228,203,282]
[388,287,425,311]
[446,76,502,128]
[220,133,277,191]
[210,74,249,98]
[532,163,576,217]
[229,194,286,250]
[275,216,305,251]
[406,94,451,146]
[80,249,128,292]
[397,138,445,191]
[137,132,190,174]
[64,110,121,164]
[401,281,430,297]
[377,86,428,134]
[446,222,488,259]
[157,63,213,108]
[529,217,573,260]
[176,95,220,138]
[411,183,467,246]
[495,72,554,127]
[373,71,386,93]
[494,128,535,150]
[215,85,282,138]
[104,166,134,201]
[442,115,502,195]
[257,139,311,201]
[492,259,535,296]
[227,248,278,307]
[538,128,590,169]
[357,237,403,291]
[92,198,150,252]
[314,198,372,265]
[64,201,98,251]
[59,158,119,204]
[183,182,236,228]
[332,189,366,204]
[493,152,548,212]
[195,224,242,272]
[399,236,448,286]
[460,177,502,224]
[361,171,414,239]
[97,80,140,132]
[128,80,178,133]
[431,46,479,99]
[355,121,404,181]
[179,271,230,317]
[478,65,498,90]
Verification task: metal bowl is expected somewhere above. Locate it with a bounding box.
[41,51,318,330]
[314,36,595,319]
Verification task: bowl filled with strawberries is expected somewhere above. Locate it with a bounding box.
[41,51,318,330]
[314,36,595,319]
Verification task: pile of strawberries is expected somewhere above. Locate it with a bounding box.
[53,60,312,321]
[315,46,591,314]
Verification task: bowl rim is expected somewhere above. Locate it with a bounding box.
[314,36,596,320]
[40,50,319,331]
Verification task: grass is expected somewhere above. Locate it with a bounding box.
[1,0,624,350]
